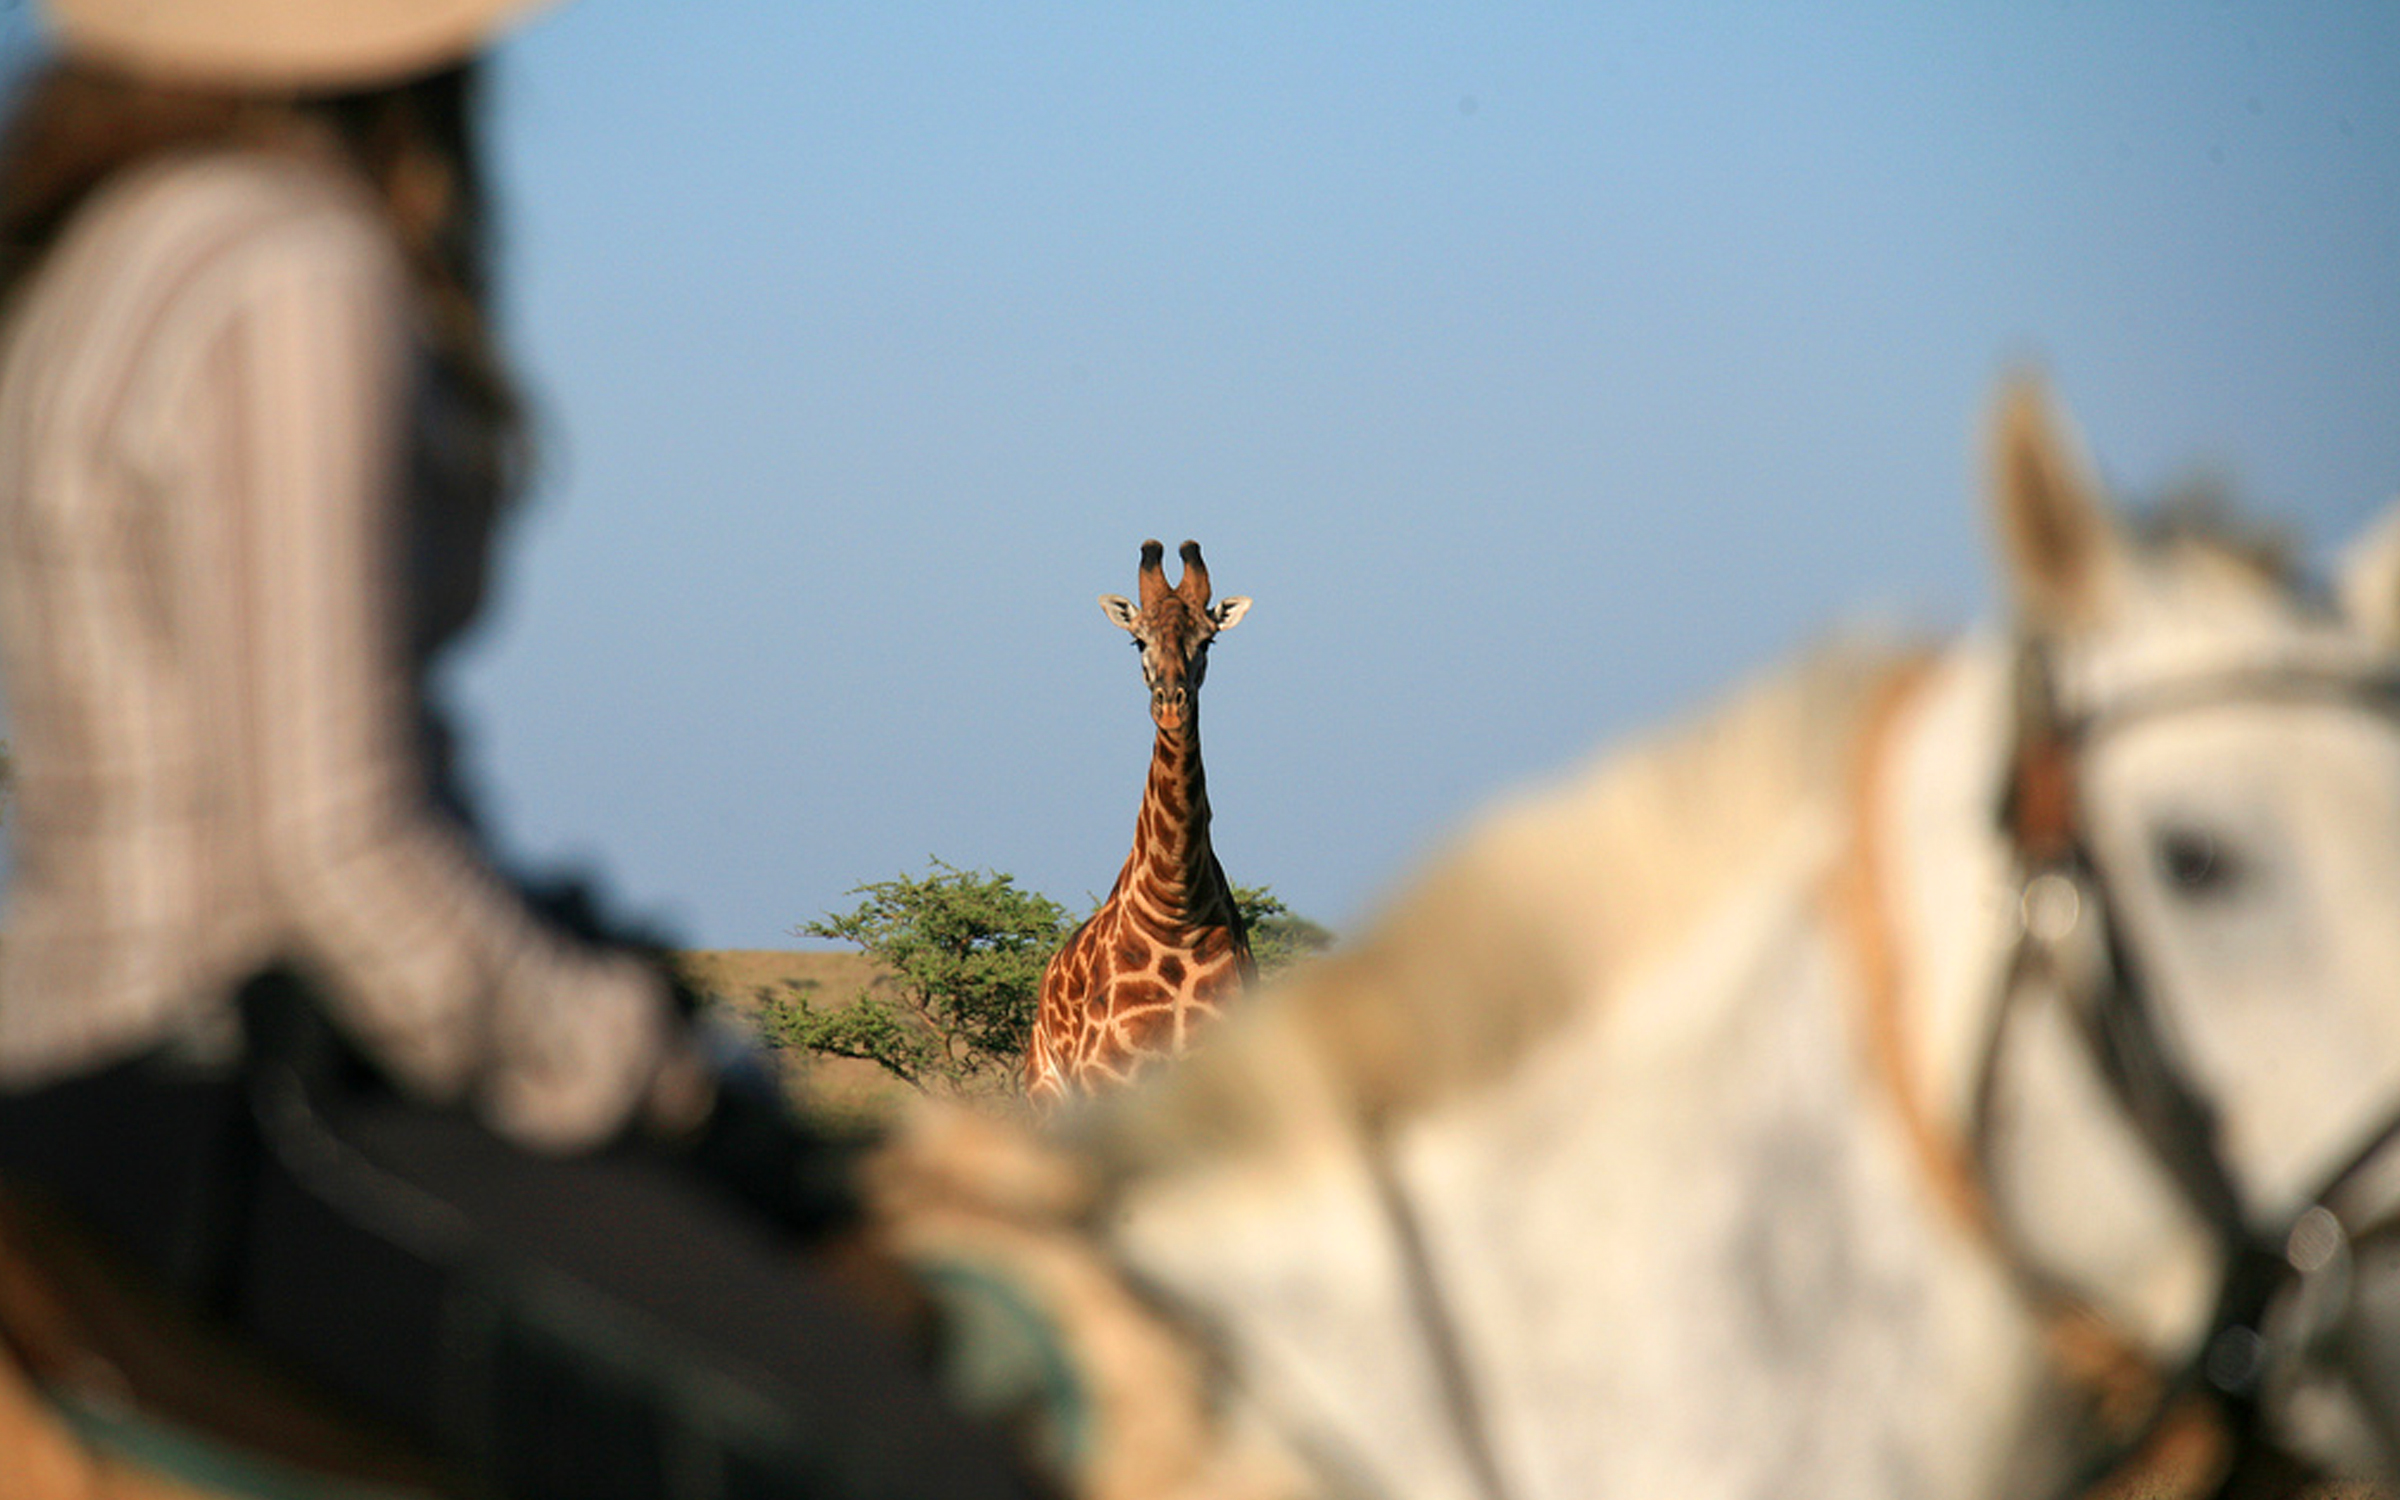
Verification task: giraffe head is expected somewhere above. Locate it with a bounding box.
[1099,539,1250,732]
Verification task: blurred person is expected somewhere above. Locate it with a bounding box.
[0,3,1040,1496]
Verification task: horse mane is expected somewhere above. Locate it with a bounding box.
[2132,480,2294,573]
[1084,634,1923,1177]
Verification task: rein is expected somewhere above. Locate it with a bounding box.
[1836,657,2181,1445]
[1841,645,2400,1500]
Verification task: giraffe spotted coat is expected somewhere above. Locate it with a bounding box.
[1023,540,1254,1114]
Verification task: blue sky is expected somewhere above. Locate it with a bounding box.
[443,1,2400,950]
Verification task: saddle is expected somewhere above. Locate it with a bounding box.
[0,970,970,1500]
[0,1177,461,1500]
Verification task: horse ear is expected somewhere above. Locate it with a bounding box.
[1988,377,2125,635]
[2336,499,2400,642]
[1100,594,1140,631]
[1211,596,1252,631]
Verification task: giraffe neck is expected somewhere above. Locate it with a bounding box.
[1121,712,1228,924]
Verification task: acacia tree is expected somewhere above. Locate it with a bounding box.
[763,860,1071,1098]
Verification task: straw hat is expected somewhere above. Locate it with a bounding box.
[43,0,567,90]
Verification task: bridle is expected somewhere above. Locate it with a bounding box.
[1972,638,2400,1498]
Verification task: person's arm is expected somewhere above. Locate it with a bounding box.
[197,195,685,1150]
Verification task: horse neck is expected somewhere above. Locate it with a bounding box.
[1094,640,2101,1500]
[1865,637,2020,1139]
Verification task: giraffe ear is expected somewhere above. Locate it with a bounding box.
[1100,594,1140,632]
[1210,596,1252,631]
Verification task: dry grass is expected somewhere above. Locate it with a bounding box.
[672,948,921,1122]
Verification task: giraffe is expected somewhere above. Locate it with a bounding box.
[1022,539,1255,1115]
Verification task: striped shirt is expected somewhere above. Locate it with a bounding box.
[0,146,674,1150]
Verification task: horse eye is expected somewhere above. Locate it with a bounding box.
[2152,824,2242,898]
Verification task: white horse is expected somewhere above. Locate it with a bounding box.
[873,380,2400,1500]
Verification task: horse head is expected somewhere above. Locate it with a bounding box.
[1981,378,2400,1480]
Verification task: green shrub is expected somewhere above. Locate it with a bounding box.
[1231,884,1335,977]
[763,860,1072,1098]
